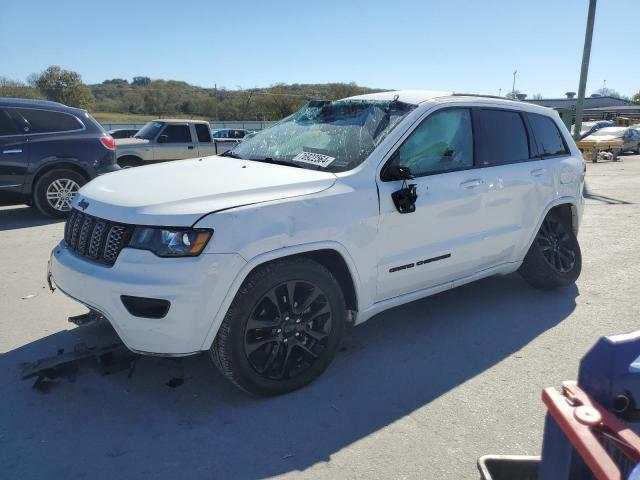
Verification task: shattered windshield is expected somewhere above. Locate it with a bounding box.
[228,99,416,172]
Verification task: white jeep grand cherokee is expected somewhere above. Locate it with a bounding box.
[49,91,585,395]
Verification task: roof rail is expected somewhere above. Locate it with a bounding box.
[450,93,520,101]
[0,97,66,107]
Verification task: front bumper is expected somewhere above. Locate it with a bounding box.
[49,241,246,355]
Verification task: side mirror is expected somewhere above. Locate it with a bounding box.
[384,165,415,180]
[157,134,168,144]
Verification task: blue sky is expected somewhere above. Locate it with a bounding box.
[1,0,638,98]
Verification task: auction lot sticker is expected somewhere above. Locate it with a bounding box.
[292,151,335,168]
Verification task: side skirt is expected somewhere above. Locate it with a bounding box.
[354,261,522,325]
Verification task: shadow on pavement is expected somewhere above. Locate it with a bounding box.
[0,274,577,479]
[0,204,62,231]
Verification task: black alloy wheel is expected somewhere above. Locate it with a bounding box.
[535,216,576,273]
[244,280,332,381]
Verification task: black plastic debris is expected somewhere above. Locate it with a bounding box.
[21,341,139,392]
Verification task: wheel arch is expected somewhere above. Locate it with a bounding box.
[521,197,580,261]
[29,161,91,196]
[200,242,361,350]
[116,154,144,163]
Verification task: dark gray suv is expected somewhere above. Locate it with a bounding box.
[0,98,119,218]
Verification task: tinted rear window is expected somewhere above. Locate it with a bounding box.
[195,124,212,143]
[10,108,84,134]
[478,109,529,165]
[0,110,17,136]
[527,113,568,157]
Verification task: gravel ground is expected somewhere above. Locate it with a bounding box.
[1,155,639,480]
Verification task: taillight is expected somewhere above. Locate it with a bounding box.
[100,136,116,150]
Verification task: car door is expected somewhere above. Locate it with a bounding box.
[473,108,547,266]
[623,129,639,152]
[154,123,196,161]
[193,123,217,157]
[0,109,30,192]
[632,129,640,151]
[375,107,492,301]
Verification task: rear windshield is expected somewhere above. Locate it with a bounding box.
[228,99,416,172]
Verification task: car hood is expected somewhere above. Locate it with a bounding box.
[115,137,150,147]
[578,135,623,146]
[73,156,337,226]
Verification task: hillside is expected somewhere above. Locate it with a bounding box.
[89,79,383,121]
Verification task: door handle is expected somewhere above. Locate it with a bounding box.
[188,146,195,150]
[530,167,546,177]
[460,179,483,189]
[2,149,22,154]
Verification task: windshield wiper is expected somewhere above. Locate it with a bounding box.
[252,157,303,169]
[221,151,244,159]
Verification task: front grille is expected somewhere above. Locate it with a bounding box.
[64,209,133,265]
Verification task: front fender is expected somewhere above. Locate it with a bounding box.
[199,240,362,350]
[116,147,152,161]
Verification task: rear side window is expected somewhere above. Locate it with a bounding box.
[195,124,212,143]
[0,110,17,136]
[527,113,568,157]
[161,124,192,143]
[477,109,529,165]
[10,108,83,134]
[393,108,474,177]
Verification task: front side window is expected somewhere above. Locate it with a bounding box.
[478,109,529,165]
[195,124,212,143]
[10,108,83,134]
[161,124,192,143]
[391,108,473,177]
[527,113,568,157]
[228,99,417,172]
[0,110,17,136]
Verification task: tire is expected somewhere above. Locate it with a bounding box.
[210,257,346,396]
[33,169,87,218]
[117,156,142,168]
[519,212,582,290]
[634,144,640,154]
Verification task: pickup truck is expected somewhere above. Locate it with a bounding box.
[115,119,240,167]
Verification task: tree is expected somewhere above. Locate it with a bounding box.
[592,87,627,99]
[30,66,94,109]
[505,89,522,99]
[633,91,640,103]
[102,78,129,86]
[0,77,42,99]
[132,76,151,86]
[532,93,543,100]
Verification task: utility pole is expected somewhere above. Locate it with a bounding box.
[574,0,597,140]
[498,88,502,97]
[512,70,517,98]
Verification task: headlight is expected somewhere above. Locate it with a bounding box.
[128,227,213,257]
